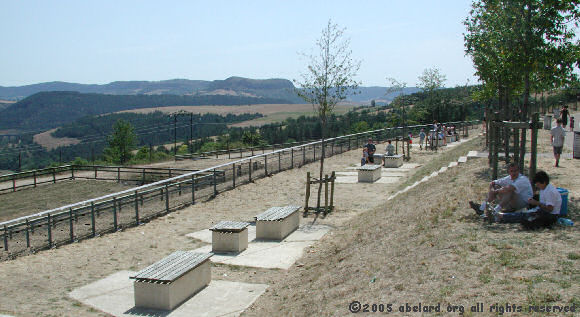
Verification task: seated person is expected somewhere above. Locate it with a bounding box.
[494,171,561,226]
[469,162,533,218]
[385,140,395,156]
[361,148,368,166]
[364,138,376,163]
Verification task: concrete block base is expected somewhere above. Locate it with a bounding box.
[134,260,211,311]
[357,165,382,182]
[256,212,299,240]
[212,229,248,253]
[383,155,403,168]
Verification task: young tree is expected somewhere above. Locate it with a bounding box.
[294,20,361,211]
[417,67,447,121]
[386,77,408,134]
[104,120,137,164]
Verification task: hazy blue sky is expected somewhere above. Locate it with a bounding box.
[0,0,478,87]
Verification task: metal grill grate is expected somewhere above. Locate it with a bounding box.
[209,221,250,232]
[130,251,212,283]
[255,205,301,221]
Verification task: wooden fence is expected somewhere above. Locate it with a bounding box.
[0,121,479,260]
[0,165,214,194]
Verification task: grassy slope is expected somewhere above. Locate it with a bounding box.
[245,136,580,316]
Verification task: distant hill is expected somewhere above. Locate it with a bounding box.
[0,91,289,131]
[0,77,418,104]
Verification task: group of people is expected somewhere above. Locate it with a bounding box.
[360,138,396,166]
[469,163,562,229]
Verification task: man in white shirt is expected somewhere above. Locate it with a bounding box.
[469,162,533,217]
[550,118,566,167]
[499,171,561,226]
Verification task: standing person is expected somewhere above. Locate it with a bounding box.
[419,129,426,150]
[469,162,533,216]
[561,105,569,128]
[550,119,566,167]
[364,138,376,164]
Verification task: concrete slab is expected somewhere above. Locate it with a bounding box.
[335,176,358,183]
[448,162,458,168]
[467,150,479,157]
[438,167,448,173]
[70,272,267,317]
[458,156,468,163]
[187,224,330,244]
[188,224,331,270]
[375,177,400,184]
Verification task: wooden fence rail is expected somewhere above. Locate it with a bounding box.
[0,165,217,194]
[0,121,479,260]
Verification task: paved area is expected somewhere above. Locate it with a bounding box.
[187,224,331,270]
[69,271,268,317]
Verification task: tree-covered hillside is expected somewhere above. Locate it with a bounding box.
[0,91,289,131]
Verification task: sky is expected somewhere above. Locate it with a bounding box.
[0,0,479,88]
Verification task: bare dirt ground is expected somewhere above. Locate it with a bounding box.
[0,126,578,317]
[0,180,133,223]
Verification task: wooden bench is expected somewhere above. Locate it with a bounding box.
[255,205,301,240]
[383,155,403,168]
[210,221,250,253]
[130,251,212,311]
[357,164,382,182]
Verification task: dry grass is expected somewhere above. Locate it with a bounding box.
[245,132,580,316]
[120,103,358,127]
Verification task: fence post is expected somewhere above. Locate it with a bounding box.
[165,184,170,213]
[330,171,335,211]
[47,214,52,248]
[264,156,268,176]
[71,165,75,180]
[112,198,118,231]
[91,202,96,237]
[52,168,56,183]
[278,152,281,172]
[191,175,196,205]
[12,175,15,192]
[305,172,310,212]
[25,219,30,248]
[134,191,140,224]
[324,174,329,213]
[3,225,8,252]
[248,161,252,182]
[213,169,218,196]
[69,208,74,242]
[232,164,236,188]
[33,171,37,187]
[291,148,294,169]
[94,166,98,179]
[313,144,316,161]
[117,167,121,183]
[302,145,306,166]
